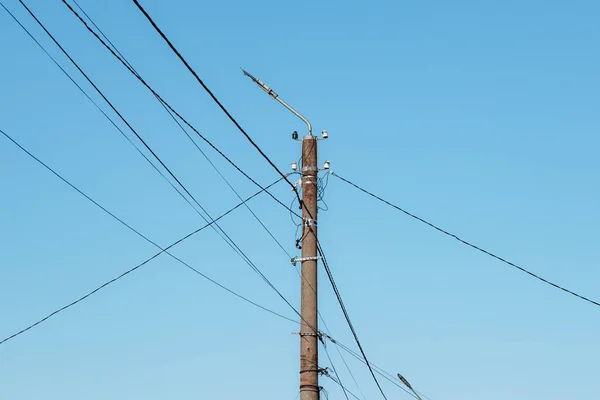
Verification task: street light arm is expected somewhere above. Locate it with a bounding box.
[242,68,312,136]
[398,373,423,400]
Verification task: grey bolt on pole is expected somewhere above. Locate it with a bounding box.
[242,69,320,400]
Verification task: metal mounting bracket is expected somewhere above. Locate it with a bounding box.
[303,218,317,226]
[291,256,322,266]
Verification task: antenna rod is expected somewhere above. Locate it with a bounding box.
[242,69,313,136]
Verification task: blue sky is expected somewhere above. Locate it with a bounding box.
[1,0,599,399]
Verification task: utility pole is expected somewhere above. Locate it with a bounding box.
[299,133,320,400]
[242,69,325,400]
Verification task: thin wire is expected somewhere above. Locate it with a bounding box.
[21,0,310,333]
[332,172,600,308]
[0,128,296,326]
[320,318,367,400]
[326,334,433,400]
[11,7,395,398]
[71,0,293,260]
[15,0,219,228]
[13,0,261,284]
[0,156,291,346]
[1,2,300,332]
[65,4,386,387]
[0,0,202,217]
[59,0,302,222]
[322,342,351,400]
[58,2,324,336]
[18,0,294,324]
[130,0,298,196]
[322,369,362,400]
[317,241,389,400]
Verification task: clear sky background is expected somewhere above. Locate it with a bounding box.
[1,1,599,399]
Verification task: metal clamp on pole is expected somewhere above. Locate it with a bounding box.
[291,256,322,266]
[303,218,317,227]
[302,176,317,186]
[292,331,322,337]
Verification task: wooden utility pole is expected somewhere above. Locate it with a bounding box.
[241,68,323,400]
[299,134,319,400]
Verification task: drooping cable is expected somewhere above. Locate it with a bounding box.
[17,0,310,332]
[0,128,296,326]
[1,2,304,330]
[25,4,394,392]
[320,316,367,400]
[0,0,204,218]
[324,334,432,400]
[321,366,362,400]
[322,340,352,400]
[0,130,296,345]
[70,0,293,260]
[317,242,389,400]
[332,172,600,308]
[129,0,297,195]
[59,0,302,222]
[104,11,386,387]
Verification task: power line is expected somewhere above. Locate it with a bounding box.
[0,129,293,324]
[11,4,422,399]
[332,172,600,308]
[18,0,309,333]
[0,0,202,217]
[57,0,324,334]
[59,3,399,394]
[70,0,293,260]
[323,335,420,400]
[10,0,261,292]
[321,366,362,400]
[16,0,233,258]
[2,1,300,328]
[0,127,298,345]
[59,0,302,222]
[104,4,395,393]
[317,242,389,400]
[13,0,214,223]
[320,317,367,400]
[322,341,352,400]
[129,0,296,194]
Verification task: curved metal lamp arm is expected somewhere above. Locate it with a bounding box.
[242,69,312,136]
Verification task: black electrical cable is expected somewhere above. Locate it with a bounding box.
[316,242,389,400]
[322,368,362,400]
[2,0,314,345]
[59,0,302,222]
[17,0,312,334]
[14,0,229,237]
[0,130,296,345]
[322,341,351,400]
[71,0,293,260]
[0,128,296,329]
[57,3,325,339]
[8,7,420,400]
[320,317,367,400]
[325,334,431,400]
[129,0,297,195]
[60,3,389,391]
[0,0,204,218]
[332,172,600,308]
